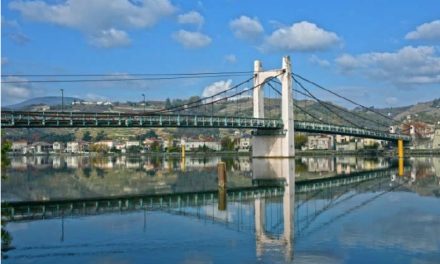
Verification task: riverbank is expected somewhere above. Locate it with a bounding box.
[7,148,440,157]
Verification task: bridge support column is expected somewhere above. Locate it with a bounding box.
[252,56,295,158]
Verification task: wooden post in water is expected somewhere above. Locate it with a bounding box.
[218,187,227,211]
[217,162,227,188]
[218,162,227,210]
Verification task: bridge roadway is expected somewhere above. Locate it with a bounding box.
[1,111,411,141]
[1,167,400,222]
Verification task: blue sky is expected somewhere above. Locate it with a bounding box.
[2,0,440,108]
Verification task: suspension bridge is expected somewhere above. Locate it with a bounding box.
[1,56,411,158]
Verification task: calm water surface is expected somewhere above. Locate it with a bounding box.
[2,155,440,263]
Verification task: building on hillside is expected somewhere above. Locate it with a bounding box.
[335,135,352,144]
[143,138,162,151]
[433,129,440,149]
[236,133,252,151]
[96,140,114,149]
[66,142,80,153]
[307,135,334,150]
[31,142,53,154]
[52,142,64,153]
[11,141,28,154]
[183,137,221,151]
[360,138,384,150]
[163,138,181,151]
[114,142,126,152]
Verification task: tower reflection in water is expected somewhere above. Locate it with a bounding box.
[253,158,295,262]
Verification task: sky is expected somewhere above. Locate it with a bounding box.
[1,0,440,108]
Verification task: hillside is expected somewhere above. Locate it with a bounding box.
[2,96,438,142]
[3,96,83,110]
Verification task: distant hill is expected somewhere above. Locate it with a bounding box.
[3,96,83,110]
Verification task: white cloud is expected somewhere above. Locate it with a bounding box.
[177,11,204,28]
[335,46,440,85]
[172,30,211,48]
[85,93,108,101]
[1,76,32,104]
[202,80,232,100]
[335,54,360,72]
[309,55,330,67]
[89,28,131,48]
[9,0,175,48]
[225,54,237,63]
[405,20,440,41]
[2,16,30,45]
[264,21,340,52]
[385,97,398,105]
[230,16,264,42]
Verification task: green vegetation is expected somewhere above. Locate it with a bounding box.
[89,143,109,153]
[295,134,308,149]
[82,131,92,141]
[221,136,235,151]
[95,130,108,141]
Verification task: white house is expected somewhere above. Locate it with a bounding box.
[307,135,333,150]
[53,142,64,153]
[11,141,28,154]
[31,142,53,154]
[183,138,221,151]
[66,142,80,153]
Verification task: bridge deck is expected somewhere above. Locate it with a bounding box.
[1,111,283,130]
[1,111,411,141]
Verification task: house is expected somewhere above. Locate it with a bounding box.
[143,138,162,151]
[236,133,252,151]
[11,141,28,154]
[307,135,333,150]
[360,138,383,150]
[183,137,221,151]
[66,142,80,153]
[52,142,64,153]
[31,142,53,154]
[126,140,140,148]
[114,142,126,152]
[96,140,114,149]
[335,135,352,144]
[163,138,181,151]
[433,129,440,149]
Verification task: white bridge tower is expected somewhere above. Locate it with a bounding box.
[252,56,295,158]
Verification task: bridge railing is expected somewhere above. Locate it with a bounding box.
[295,121,411,142]
[1,111,284,129]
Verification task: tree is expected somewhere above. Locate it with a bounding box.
[295,134,308,149]
[221,136,235,151]
[82,131,92,141]
[95,130,107,141]
[1,140,11,179]
[90,143,109,154]
[150,141,161,152]
[165,98,172,109]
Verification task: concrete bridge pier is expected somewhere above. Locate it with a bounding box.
[252,56,295,158]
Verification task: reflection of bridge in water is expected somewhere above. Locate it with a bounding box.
[2,158,408,261]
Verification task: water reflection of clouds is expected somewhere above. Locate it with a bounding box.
[339,207,440,254]
[293,251,343,264]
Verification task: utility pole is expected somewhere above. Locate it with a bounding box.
[142,93,146,113]
[60,89,64,112]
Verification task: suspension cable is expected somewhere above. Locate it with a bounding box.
[266,81,325,124]
[294,78,363,129]
[292,73,399,124]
